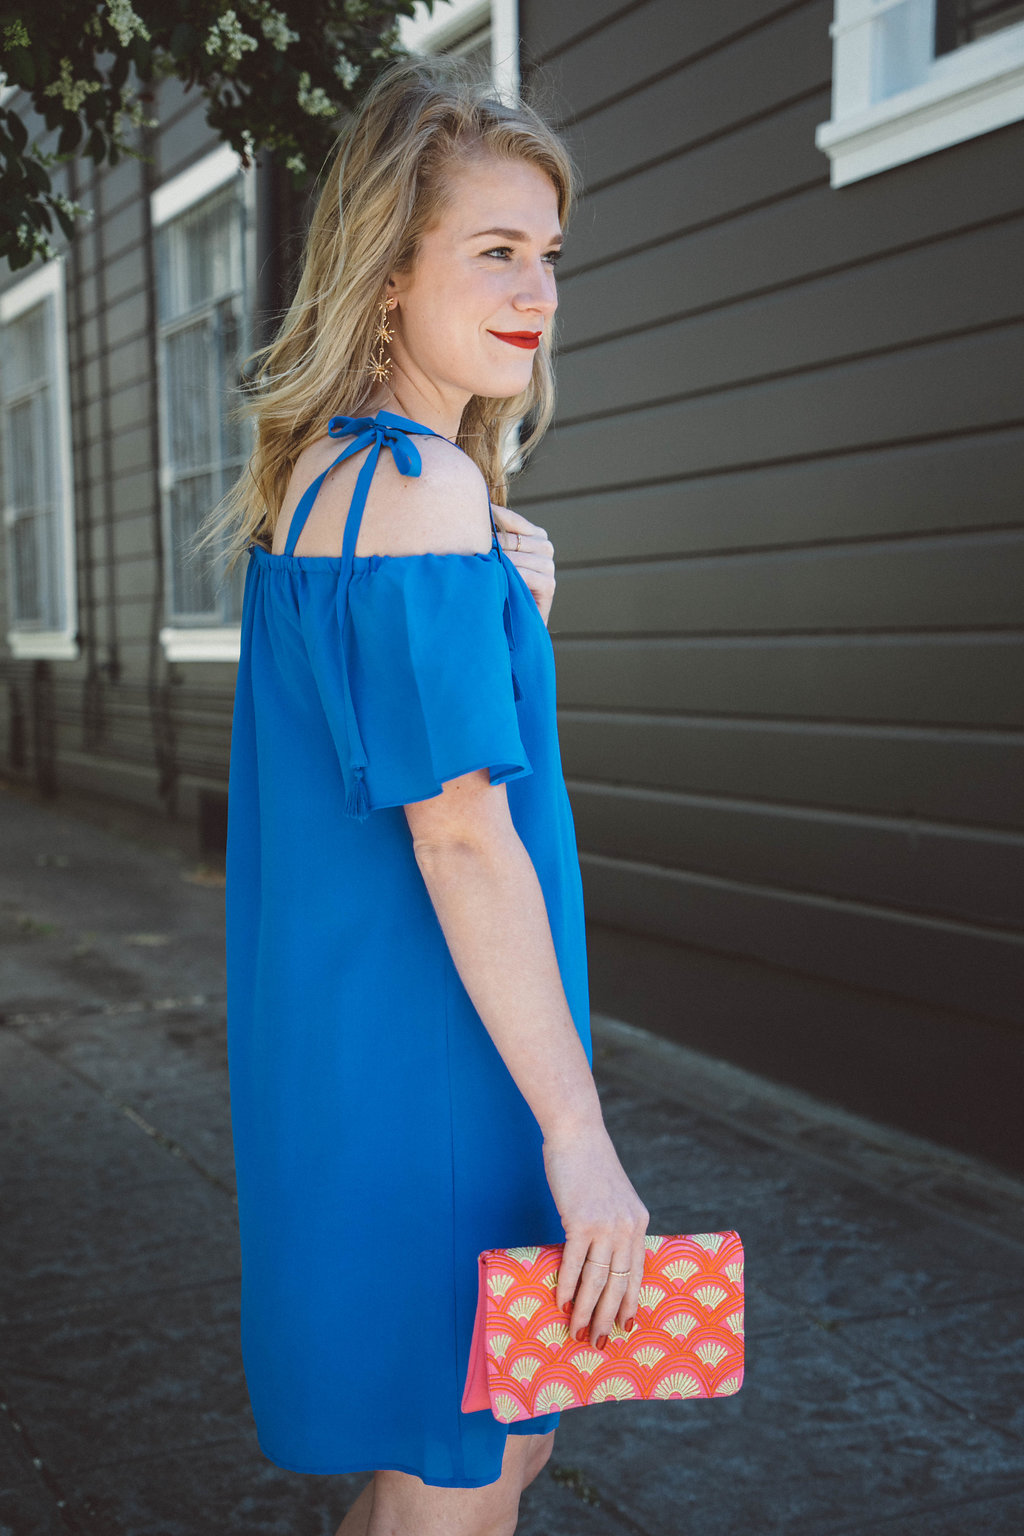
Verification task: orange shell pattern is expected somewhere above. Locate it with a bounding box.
[468,1232,744,1424]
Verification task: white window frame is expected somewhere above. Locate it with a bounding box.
[816,0,1024,185]
[1,257,79,660]
[399,0,520,100]
[153,143,255,663]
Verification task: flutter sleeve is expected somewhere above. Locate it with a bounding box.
[309,551,533,816]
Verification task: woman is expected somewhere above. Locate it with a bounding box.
[216,55,649,1536]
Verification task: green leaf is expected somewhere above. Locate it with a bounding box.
[56,116,84,156]
[7,109,28,153]
[25,157,51,193]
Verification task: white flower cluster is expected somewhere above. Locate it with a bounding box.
[43,57,103,114]
[296,69,337,118]
[255,5,299,51]
[333,55,361,91]
[52,191,93,224]
[285,151,306,174]
[17,220,56,258]
[204,9,259,67]
[115,90,159,133]
[105,0,151,48]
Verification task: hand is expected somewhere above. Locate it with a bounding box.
[542,1119,650,1350]
[497,508,556,627]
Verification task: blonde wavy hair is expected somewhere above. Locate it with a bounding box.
[194,52,579,579]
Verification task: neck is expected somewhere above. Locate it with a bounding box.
[367,376,468,443]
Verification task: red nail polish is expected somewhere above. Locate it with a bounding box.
[575,1327,588,1343]
[596,1334,608,1350]
[624,1317,635,1332]
[562,1302,572,1316]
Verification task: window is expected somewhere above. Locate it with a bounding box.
[816,0,1024,185]
[398,0,520,100]
[0,257,79,660]
[152,144,255,662]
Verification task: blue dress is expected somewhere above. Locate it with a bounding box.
[225,409,593,1487]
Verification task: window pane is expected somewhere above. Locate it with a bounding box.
[11,510,58,626]
[6,306,48,395]
[170,473,220,616]
[166,319,217,469]
[935,0,1024,54]
[157,186,242,322]
[8,394,50,512]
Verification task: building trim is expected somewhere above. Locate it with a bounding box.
[150,141,246,227]
[159,624,241,663]
[816,0,1024,186]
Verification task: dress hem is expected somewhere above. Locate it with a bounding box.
[255,1433,542,1488]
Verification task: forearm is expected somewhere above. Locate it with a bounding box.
[414,832,602,1139]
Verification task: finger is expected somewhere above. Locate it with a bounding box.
[499,506,546,536]
[555,1240,592,1314]
[590,1262,633,1343]
[562,1255,612,1338]
[617,1235,648,1329]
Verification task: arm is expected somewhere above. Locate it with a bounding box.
[406,773,648,1343]
[406,773,600,1139]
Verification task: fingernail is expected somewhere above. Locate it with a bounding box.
[596,1334,608,1350]
[625,1317,635,1332]
[575,1327,588,1343]
[562,1302,572,1316]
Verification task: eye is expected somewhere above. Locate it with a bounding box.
[481,246,563,266]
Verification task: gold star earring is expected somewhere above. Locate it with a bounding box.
[370,295,397,384]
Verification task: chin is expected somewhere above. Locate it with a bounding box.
[471,368,536,401]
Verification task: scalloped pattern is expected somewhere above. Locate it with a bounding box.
[470,1231,744,1423]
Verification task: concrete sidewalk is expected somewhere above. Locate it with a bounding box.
[1,778,1022,1535]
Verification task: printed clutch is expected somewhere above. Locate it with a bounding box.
[460,1231,744,1424]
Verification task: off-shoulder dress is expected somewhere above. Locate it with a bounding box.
[225,408,593,1487]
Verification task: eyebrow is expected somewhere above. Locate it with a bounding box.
[467,227,564,244]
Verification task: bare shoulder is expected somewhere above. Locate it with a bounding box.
[273,429,493,559]
[358,433,493,558]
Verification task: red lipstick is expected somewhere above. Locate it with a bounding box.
[488,330,542,350]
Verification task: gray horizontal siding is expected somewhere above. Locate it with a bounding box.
[517,0,1024,1159]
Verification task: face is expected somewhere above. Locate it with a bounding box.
[382,154,561,424]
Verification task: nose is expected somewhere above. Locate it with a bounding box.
[513,259,558,317]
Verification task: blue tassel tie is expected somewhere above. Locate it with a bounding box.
[345,763,370,822]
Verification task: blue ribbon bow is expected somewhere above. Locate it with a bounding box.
[327,414,426,481]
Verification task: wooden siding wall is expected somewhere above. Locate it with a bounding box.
[0,78,237,842]
[516,0,1024,1172]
